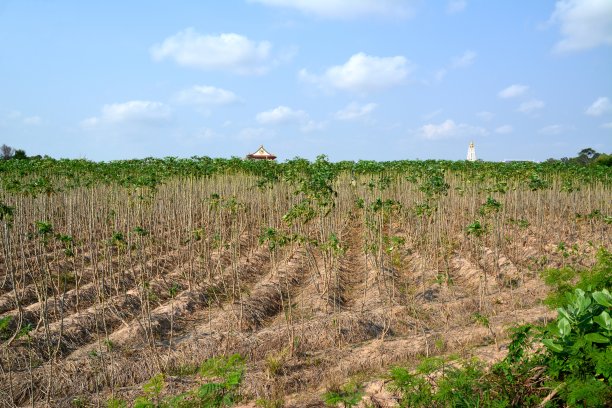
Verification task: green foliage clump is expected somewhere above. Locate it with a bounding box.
[106,397,127,408]
[0,201,14,225]
[466,220,487,237]
[542,248,611,307]
[527,173,549,191]
[479,196,502,216]
[197,353,245,407]
[130,354,245,408]
[322,381,364,408]
[386,263,612,407]
[134,373,166,408]
[0,316,12,340]
[540,288,612,406]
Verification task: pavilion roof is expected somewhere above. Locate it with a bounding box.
[246,145,276,160]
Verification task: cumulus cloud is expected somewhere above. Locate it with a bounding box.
[151,29,273,75]
[422,109,443,121]
[518,99,545,114]
[81,101,171,127]
[451,50,476,68]
[300,52,411,93]
[300,120,327,132]
[585,96,612,116]
[539,124,565,135]
[237,127,276,140]
[175,85,241,106]
[476,111,495,121]
[255,105,325,132]
[248,0,413,19]
[3,111,42,125]
[416,119,487,140]
[195,128,218,140]
[335,102,377,120]
[602,122,612,129]
[549,0,612,53]
[435,50,476,82]
[447,1,467,14]
[495,125,513,134]
[498,84,529,99]
[178,128,222,147]
[22,116,42,125]
[256,105,308,124]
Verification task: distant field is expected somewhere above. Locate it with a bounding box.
[0,157,610,406]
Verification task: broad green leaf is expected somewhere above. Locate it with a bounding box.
[197,382,224,398]
[592,290,612,307]
[557,307,573,323]
[584,333,610,343]
[577,294,591,313]
[542,339,564,353]
[558,317,571,338]
[593,311,612,330]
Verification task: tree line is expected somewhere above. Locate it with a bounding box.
[547,147,612,166]
[1,144,28,160]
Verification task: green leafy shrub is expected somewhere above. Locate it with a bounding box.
[466,220,487,237]
[0,316,12,340]
[197,354,245,407]
[134,373,165,408]
[540,288,612,406]
[386,286,612,407]
[322,381,363,407]
[542,248,611,307]
[106,398,127,408]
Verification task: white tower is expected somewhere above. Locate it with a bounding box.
[467,141,477,162]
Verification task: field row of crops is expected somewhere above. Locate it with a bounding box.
[0,157,610,406]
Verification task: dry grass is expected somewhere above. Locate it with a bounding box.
[0,172,609,407]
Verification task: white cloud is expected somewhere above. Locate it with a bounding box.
[300,52,411,93]
[539,124,565,135]
[423,109,443,121]
[178,128,221,147]
[434,50,476,82]
[601,122,612,128]
[549,0,612,53]
[7,110,21,120]
[585,96,612,116]
[256,105,308,124]
[22,116,42,125]
[175,85,240,106]
[81,100,171,127]
[495,125,513,134]
[434,69,448,82]
[300,120,327,132]
[476,111,495,121]
[417,119,487,140]
[446,0,467,14]
[518,99,545,114]
[151,29,273,75]
[237,127,276,140]
[3,111,42,125]
[451,50,476,68]
[196,128,218,140]
[498,84,529,99]
[335,102,377,120]
[255,105,325,132]
[248,0,413,19]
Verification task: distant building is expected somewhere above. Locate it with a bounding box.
[246,145,277,160]
[467,141,477,162]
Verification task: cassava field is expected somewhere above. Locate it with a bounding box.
[0,157,610,407]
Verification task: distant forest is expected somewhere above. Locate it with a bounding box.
[1,143,610,165]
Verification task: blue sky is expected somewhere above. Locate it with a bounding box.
[0,0,611,162]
